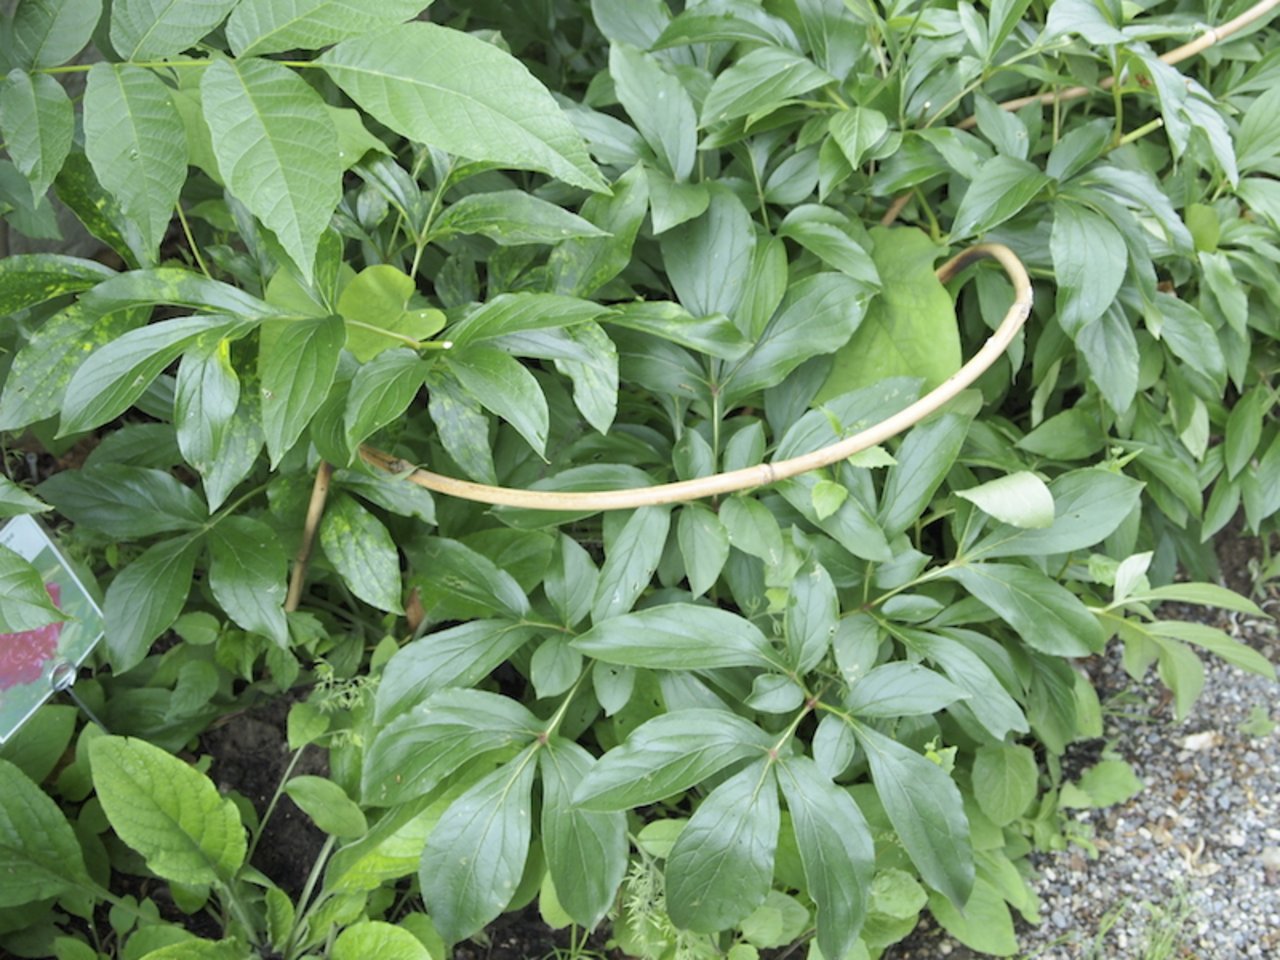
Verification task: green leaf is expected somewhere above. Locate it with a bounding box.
[1225,385,1267,481]
[38,464,205,539]
[549,164,649,297]
[103,536,200,673]
[725,273,872,406]
[1061,759,1143,809]
[829,107,889,169]
[928,876,1018,957]
[332,921,432,960]
[971,744,1038,827]
[335,468,435,524]
[110,0,238,60]
[337,264,444,361]
[1236,84,1280,172]
[957,471,1054,529]
[878,411,970,538]
[0,544,64,633]
[678,504,729,598]
[1051,201,1127,337]
[572,604,776,669]
[665,760,779,933]
[126,939,248,960]
[856,725,973,908]
[227,0,435,57]
[943,563,1103,657]
[777,756,874,960]
[82,267,280,319]
[419,751,537,945]
[60,314,249,437]
[845,664,968,717]
[7,0,102,69]
[539,738,627,928]
[284,776,367,838]
[969,469,1143,558]
[343,349,429,449]
[1127,582,1263,617]
[363,689,539,806]
[445,345,548,455]
[446,293,607,348]
[700,47,832,126]
[573,709,772,811]
[591,506,670,623]
[201,58,342,282]
[608,300,748,360]
[660,186,754,320]
[374,620,541,722]
[0,253,114,315]
[776,207,878,287]
[319,493,403,613]
[408,537,530,620]
[83,64,187,261]
[610,43,697,181]
[903,629,1028,739]
[786,561,838,672]
[433,190,608,246]
[950,156,1050,239]
[258,314,345,465]
[0,303,133,429]
[545,535,598,627]
[90,735,246,885]
[320,23,605,191]
[174,336,240,477]
[0,757,91,906]
[208,516,288,647]
[0,69,73,201]
[817,226,956,399]
[503,322,619,434]
[1149,621,1275,678]
[0,475,50,518]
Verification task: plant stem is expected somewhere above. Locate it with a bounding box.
[175,202,211,279]
[245,746,308,867]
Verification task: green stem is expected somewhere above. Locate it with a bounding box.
[219,880,264,950]
[342,318,452,351]
[283,834,338,960]
[541,671,590,740]
[37,59,214,74]
[245,746,308,867]
[175,202,211,279]
[1114,117,1164,148]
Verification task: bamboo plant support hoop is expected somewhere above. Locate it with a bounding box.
[356,242,1032,511]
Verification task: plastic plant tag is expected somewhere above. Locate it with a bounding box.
[0,515,104,743]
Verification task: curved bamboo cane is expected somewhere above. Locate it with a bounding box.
[357,242,1032,511]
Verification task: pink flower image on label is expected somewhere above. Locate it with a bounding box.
[0,582,63,690]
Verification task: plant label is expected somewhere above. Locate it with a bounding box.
[0,515,104,743]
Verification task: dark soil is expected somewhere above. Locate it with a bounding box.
[202,695,329,896]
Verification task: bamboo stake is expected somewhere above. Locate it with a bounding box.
[285,460,333,611]
[358,242,1032,512]
[957,0,1280,129]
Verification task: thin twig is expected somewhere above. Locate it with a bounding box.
[358,242,1033,512]
[285,461,334,611]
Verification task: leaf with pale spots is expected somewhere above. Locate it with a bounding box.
[419,750,537,945]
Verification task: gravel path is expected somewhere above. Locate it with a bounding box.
[888,590,1280,960]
